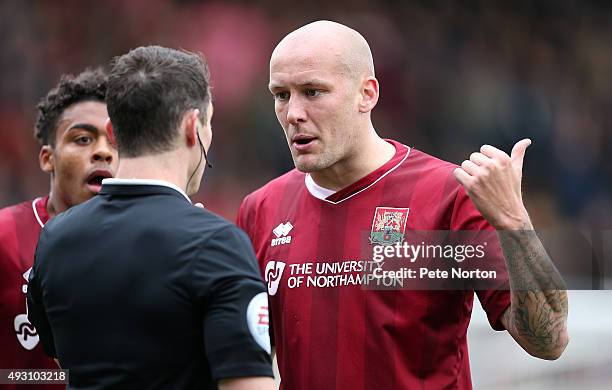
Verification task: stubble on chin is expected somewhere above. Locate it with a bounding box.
[293,155,330,174]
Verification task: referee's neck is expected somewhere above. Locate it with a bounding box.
[115,152,191,195]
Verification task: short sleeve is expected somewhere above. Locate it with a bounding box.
[27,232,57,358]
[451,186,511,331]
[236,196,276,347]
[195,225,273,381]
[236,197,250,235]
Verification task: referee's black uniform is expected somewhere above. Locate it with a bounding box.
[27,180,273,389]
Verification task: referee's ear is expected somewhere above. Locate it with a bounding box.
[185,109,200,148]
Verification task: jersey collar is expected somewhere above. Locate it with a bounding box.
[32,196,50,228]
[101,178,192,203]
[304,139,411,204]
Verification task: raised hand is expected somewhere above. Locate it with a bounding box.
[453,139,532,230]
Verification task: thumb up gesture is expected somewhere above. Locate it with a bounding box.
[453,139,533,230]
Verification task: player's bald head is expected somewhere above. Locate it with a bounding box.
[271,20,375,80]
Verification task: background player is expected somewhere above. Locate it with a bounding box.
[238,20,568,389]
[0,68,117,388]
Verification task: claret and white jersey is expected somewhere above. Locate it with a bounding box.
[0,196,63,390]
[238,140,511,390]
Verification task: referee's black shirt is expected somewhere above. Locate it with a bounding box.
[27,180,273,389]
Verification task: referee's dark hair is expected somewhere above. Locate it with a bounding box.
[106,46,211,157]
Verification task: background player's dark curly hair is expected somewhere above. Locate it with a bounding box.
[34,68,108,146]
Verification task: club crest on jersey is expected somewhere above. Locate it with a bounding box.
[370,207,410,245]
[271,221,293,247]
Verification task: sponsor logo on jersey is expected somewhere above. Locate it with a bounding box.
[14,314,39,350]
[370,207,410,245]
[264,260,286,296]
[246,292,271,354]
[271,221,293,246]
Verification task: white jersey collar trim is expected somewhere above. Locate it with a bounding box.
[102,178,192,203]
[32,197,45,228]
[305,174,336,200]
[303,143,411,205]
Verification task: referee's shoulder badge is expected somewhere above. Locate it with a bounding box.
[246,292,271,354]
[369,207,410,246]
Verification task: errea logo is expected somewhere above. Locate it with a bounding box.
[271,222,293,246]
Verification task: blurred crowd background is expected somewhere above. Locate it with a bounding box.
[1,1,611,388]
[1,0,610,228]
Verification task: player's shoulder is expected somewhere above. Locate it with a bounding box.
[395,147,463,199]
[0,199,32,221]
[0,199,35,240]
[405,147,458,177]
[241,168,304,208]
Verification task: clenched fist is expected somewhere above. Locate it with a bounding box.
[453,139,533,230]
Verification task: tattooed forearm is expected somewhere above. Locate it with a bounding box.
[502,290,568,359]
[498,222,569,360]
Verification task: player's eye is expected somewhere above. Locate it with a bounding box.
[74,135,93,145]
[274,91,290,101]
[305,89,321,97]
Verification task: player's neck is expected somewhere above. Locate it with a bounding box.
[115,151,191,193]
[310,133,395,192]
[46,190,63,219]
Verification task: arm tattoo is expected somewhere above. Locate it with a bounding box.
[498,224,569,359]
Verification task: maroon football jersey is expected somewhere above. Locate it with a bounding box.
[0,196,63,389]
[238,140,511,390]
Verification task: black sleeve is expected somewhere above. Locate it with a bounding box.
[194,225,273,381]
[27,233,57,358]
[269,307,275,348]
[237,197,275,347]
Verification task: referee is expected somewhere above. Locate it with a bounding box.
[27,46,275,390]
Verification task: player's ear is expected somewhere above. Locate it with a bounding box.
[39,145,54,174]
[358,76,379,113]
[105,118,117,149]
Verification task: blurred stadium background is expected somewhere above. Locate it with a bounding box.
[1,0,610,388]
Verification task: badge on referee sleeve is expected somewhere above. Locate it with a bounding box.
[246,292,271,354]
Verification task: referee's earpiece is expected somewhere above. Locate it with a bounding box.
[198,130,213,169]
[193,109,213,169]
[185,108,213,194]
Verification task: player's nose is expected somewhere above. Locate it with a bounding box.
[92,137,115,164]
[286,97,307,125]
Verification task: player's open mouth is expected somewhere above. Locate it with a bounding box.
[85,169,113,193]
[292,135,317,151]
